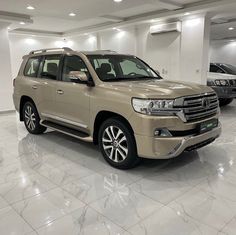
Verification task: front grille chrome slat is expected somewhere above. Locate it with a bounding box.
[184,102,218,114]
[174,93,219,122]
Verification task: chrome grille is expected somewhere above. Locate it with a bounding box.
[174,93,219,122]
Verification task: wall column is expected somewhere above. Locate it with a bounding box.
[180,15,211,84]
[0,22,13,111]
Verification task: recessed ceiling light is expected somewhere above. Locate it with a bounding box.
[69,12,76,17]
[184,12,190,16]
[229,27,234,31]
[113,0,123,2]
[20,22,25,25]
[7,27,11,30]
[27,5,35,10]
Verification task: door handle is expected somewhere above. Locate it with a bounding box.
[32,85,38,90]
[57,90,64,95]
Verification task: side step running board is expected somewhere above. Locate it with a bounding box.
[40,120,93,142]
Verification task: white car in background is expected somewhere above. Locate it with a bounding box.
[207,63,236,106]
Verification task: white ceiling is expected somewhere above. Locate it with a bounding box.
[0,0,205,33]
[211,9,236,40]
[1,0,236,39]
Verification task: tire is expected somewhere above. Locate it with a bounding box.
[98,117,140,169]
[219,98,233,107]
[23,102,47,134]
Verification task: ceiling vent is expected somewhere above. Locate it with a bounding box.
[150,22,181,35]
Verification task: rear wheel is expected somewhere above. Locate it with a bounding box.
[23,102,47,134]
[219,98,233,107]
[98,118,140,169]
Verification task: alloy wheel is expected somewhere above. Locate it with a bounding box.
[24,105,36,131]
[102,125,128,163]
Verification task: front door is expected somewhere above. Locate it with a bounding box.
[54,55,90,132]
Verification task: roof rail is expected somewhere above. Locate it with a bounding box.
[29,47,73,55]
[95,50,117,53]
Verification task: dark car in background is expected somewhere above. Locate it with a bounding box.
[207,63,236,106]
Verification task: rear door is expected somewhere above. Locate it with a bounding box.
[22,56,42,111]
[38,54,62,117]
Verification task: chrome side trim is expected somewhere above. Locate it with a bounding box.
[41,113,88,129]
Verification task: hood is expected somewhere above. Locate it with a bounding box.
[99,79,213,99]
[208,72,236,80]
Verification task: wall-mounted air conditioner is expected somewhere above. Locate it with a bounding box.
[150,22,181,35]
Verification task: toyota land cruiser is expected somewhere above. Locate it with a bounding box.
[13,47,221,169]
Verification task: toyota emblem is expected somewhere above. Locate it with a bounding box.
[202,98,210,109]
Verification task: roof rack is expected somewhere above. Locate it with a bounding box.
[81,50,118,55]
[94,50,117,53]
[29,47,73,55]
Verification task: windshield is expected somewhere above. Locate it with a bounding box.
[221,64,236,75]
[87,55,161,81]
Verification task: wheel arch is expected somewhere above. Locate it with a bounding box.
[93,111,134,145]
[19,96,37,121]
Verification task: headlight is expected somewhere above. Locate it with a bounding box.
[215,79,229,86]
[132,98,175,115]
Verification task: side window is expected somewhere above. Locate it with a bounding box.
[120,59,149,76]
[210,65,224,74]
[24,57,41,78]
[41,55,61,80]
[62,55,88,82]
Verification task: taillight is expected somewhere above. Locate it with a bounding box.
[13,79,16,87]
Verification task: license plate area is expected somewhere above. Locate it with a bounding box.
[199,119,218,134]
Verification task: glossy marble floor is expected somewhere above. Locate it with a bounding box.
[0,102,236,235]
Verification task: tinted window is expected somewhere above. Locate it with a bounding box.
[62,56,88,82]
[210,65,224,74]
[24,57,41,77]
[221,64,236,75]
[88,55,159,81]
[41,55,61,80]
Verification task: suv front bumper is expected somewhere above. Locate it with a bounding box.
[210,86,236,99]
[135,123,221,159]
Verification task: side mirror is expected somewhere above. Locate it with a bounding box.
[69,71,88,83]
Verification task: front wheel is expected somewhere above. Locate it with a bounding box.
[219,98,233,107]
[98,118,140,169]
[23,102,47,134]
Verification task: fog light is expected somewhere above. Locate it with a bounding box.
[154,128,172,137]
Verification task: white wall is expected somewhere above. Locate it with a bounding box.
[210,40,236,66]
[0,22,13,111]
[9,33,99,79]
[67,34,97,51]
[9,34,62,78]
[136,24,181,80]
[99,27,136,54]
[180,17,211,84]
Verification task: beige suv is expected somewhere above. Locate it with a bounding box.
[13,47,221,169]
